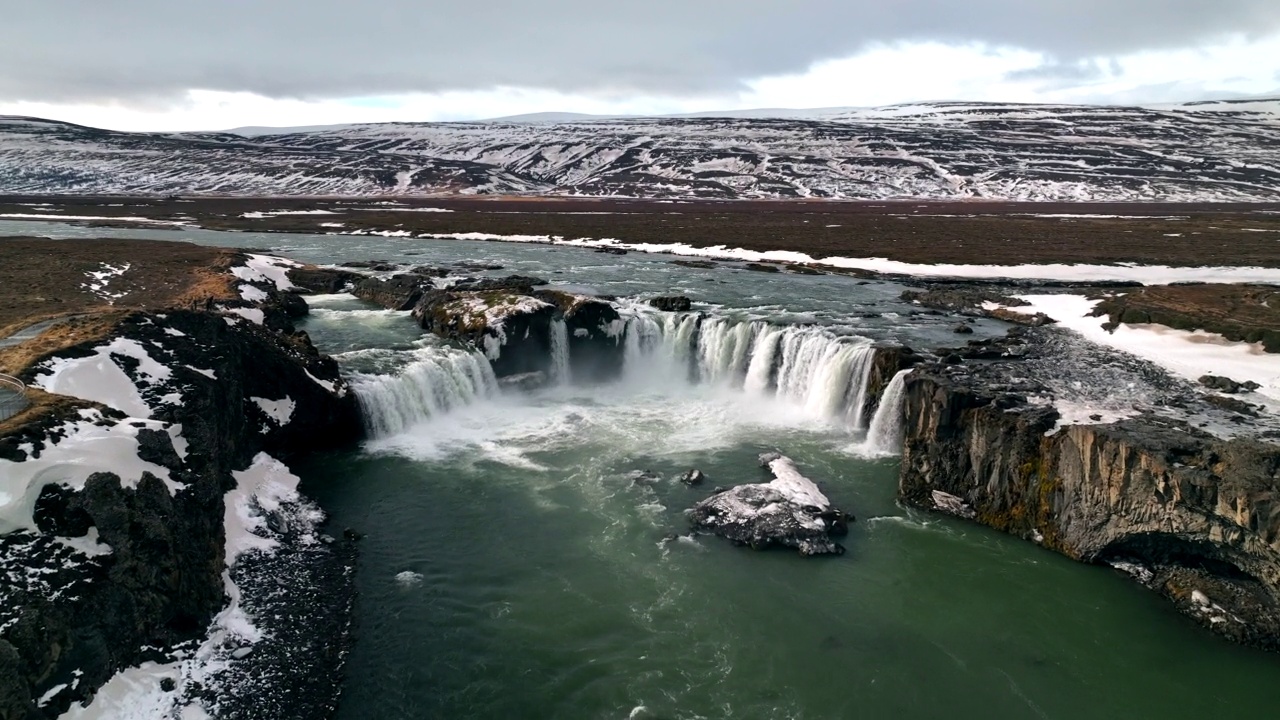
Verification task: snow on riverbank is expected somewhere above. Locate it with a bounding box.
[1000,294,1280,402]
[229,254,299,291]
[375,231,1280,284]
[57,453,315,719]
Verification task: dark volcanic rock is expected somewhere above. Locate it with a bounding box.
[898,365,1280,650]
[679,469,707,486]
[671,260,717,269]
[902,286,1056,326]
[648,296,693,312]
[901,287,1023,313]
[353,274,433,311]
[286,267,361,294]
[450,275,548,292]
[860,346,924,422]
[412,289,556,378]
[744,263,781,273]
[0,309,361,716]
[690,453,849,556]
[534,290,625,383]
[1199,375,1261,394]
[952,323,974,334]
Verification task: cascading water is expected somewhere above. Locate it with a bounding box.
[549,318,571,385]
[351,346,499,437]
[615,311,880,429]
[862,369,911,456]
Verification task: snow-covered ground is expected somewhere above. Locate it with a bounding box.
[2,100,1277,199]
[384,230,1280,284]
[1000,295,1280,403]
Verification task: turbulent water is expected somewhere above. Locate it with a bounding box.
[6,219,1280,718]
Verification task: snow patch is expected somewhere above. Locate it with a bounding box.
[226,307,265,325]
[229,254,299,292]
[34,337,171,418]
[238,284,268,302]
[250,396,295,425]
[1004,294,1280,402]
[0,411,179,533]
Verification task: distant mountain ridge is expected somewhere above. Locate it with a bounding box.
[1,100,1277,201]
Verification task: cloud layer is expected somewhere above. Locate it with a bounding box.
[6,0,1280,103]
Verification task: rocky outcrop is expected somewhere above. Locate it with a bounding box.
[0,308,362,717]
[535,290,624,383]
[690,453,851,556]
[1200,375,1261,394]
[412,288,557,378]
[898,365,1280,649]
[902,287,1056,326]
[286,267,362,294]
[648,296,692,312]
[353,273,434,311]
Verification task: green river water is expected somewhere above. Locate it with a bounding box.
[4,220,1279,719]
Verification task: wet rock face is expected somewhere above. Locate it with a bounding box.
[690,453,850,556]
[859,345,924,422]
[898,366,1280,649]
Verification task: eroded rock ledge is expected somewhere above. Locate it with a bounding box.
[898,360,1280,649]
[1,294,362,717]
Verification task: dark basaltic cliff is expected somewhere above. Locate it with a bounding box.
[898,363,1280,649]
[0,305,362,719]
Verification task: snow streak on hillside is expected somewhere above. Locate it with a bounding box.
[1,101,1278,201]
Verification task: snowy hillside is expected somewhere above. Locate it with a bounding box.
[0,101,1277,200]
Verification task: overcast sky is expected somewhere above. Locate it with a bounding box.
[2,1,1279,131]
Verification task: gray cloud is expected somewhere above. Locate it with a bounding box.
[1005,60,1112,83]
[4,0,1280,103]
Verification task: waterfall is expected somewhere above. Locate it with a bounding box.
[863,369,910,456]
[743,325,784,394]
[549,318,571,385]
[352,347,498,437]
[615,311,881,428]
